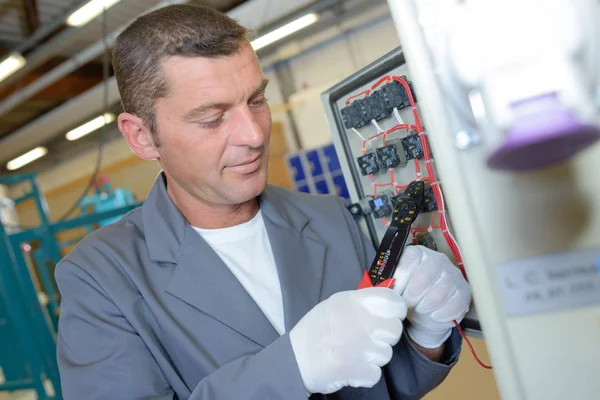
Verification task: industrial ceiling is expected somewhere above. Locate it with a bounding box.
[0,0,249,173]
[0,0,365,174]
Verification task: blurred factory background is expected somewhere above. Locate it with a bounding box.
[0,1,499,399]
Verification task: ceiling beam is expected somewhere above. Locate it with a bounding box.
[22,0,41,36]
[0,74,104,109]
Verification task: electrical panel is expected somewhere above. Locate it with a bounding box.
[321,47,480,336]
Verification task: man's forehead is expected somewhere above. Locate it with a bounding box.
[161,45,262,91]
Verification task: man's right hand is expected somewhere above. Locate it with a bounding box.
[289,287,407,395]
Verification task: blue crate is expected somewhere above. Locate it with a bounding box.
[287,155,306,182]
[287,144,350,200]
[297,183,310,193]
[323,144,341,172]
[333,173,350,199]
[305,150,323,177]
[314,179,330,195]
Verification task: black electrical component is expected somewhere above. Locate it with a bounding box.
[369,193,393,218]
[391,185,437,214]
[358,99,374,127]
[342,76,417,129]
[381,80,409,111]
[366,91,391,122]
[400,133,424,160]
[380,77,417,113]
[376,144,403,169]
[347,203,363,217]
[421,187,438,213]
[347,198,373,220]
[357,152,380,176]
[341,101,366,129]
[415,232,437,251]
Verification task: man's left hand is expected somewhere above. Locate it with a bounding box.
[391,245,472,350]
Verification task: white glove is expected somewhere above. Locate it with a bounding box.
[289,288,407,395]
[391,245,472,349]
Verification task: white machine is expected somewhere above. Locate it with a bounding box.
[388,0,600,399]
[322,0,600,399]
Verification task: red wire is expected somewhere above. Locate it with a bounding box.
[391,76,423,131]
[454,321,493,369]
[371,75,391,90]
[346,89,370,106]
[389,76,488,368]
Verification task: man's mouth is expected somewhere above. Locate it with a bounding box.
[227,155,262,173]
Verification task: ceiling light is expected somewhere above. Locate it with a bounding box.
[66,0,122,27]
[0,53,26,82]
[66,113,115,141]
[251,13,319,51]
[7,147,48,171]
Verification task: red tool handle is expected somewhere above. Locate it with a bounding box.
[356,270,396,289]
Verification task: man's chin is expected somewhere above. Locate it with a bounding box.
[226,174,267,204]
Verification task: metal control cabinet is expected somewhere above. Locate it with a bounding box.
[321,47,481,336]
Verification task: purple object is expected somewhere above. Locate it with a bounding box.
[487,93,600,170]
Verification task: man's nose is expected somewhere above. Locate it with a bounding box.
[231,106,266,148]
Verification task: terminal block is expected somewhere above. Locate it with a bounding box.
[341,101,366,129]
[357,152,380,176]
[366,90,391,121]
[400,133,424,160]
[393,186,438,214]
[376,143,405,169]
[369,193,394,218]
[380,77,417,112]
[421,187,438,213]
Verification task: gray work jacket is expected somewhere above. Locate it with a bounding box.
[55,173,461,399]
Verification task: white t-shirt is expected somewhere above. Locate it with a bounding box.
[192,210,285,335]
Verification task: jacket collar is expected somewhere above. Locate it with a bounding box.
[141,172,310,264]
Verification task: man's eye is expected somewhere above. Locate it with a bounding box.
[197,116,223,128]
[250,97,268,107]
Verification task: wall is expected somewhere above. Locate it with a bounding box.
[263,3,401,151]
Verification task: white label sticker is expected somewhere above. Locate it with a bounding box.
[495,248,600,316]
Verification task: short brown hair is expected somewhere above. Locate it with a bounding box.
[112,4,250,145]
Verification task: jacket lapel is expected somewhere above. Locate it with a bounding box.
[142,173,279,348]
[260,188,327,332]
[142,174,328,344]
[165,226,280,348]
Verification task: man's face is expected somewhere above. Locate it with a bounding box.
[153,42,272,206]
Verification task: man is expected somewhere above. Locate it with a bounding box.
[55,4,472,399]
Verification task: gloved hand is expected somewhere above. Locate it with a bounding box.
[289,288,406,395]
[391,245,471,349]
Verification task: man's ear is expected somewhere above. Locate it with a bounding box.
[118,112,160,160]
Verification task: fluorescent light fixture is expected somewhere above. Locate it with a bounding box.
[0,53,26,82]
[251,13,319,51]
[66,113,115,141]
[7,147,48,171]
[66,0,122,27]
